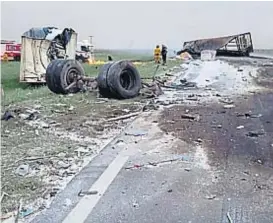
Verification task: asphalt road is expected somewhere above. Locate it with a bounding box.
[31,58,273,223]
[32,92,273,223]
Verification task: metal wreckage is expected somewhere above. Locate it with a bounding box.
[19,27,254,99]
[177,32,254,57]
[19,26,163,99]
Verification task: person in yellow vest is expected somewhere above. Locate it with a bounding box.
[3,53,9,62]
[154,45,161,64]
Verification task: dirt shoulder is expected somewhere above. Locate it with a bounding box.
[1,92,144,216]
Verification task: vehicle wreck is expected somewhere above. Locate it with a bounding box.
[45,59,143,99]
[177,32,254,57]
[19,27,77,83]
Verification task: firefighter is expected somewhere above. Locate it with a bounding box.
[161,44,168,65]
[154,45,161,64]
[3,53,8,62]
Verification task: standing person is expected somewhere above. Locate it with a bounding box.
[161,44,168,65]
[154,45,161,64]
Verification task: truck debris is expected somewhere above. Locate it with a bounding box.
[45,59,142,99]
[177,32,254,57]
[20,27,77,83]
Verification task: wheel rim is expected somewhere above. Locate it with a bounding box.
[65,68,79,85]
[120,69,135,90]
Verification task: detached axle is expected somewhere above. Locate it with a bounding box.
[45,59,142,99]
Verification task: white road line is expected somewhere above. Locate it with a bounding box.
[62,151,129,223]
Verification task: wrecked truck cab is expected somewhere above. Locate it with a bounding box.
[19,27,77,83]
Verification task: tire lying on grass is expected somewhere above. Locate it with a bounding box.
[97,60,142,99]
[45,59,85,94]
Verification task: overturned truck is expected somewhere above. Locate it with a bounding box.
[177,32,254,57]
[45,59,142,99]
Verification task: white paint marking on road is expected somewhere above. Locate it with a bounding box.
[62,151,129,223]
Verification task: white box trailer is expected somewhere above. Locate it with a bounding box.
[19,27,77,83]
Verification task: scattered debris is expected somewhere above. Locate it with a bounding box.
[205,194,216,200]
[56,161,71,169]
[125,157,185,170]
[181,114,199,121]
[15,155,57,163]
[1,110,14,121]
[78,190,98,197]
[132,201,139,208]
[106,112,141,122]
[0,212,14,221]
[68,106,74,111]
[219,98,234,104]
[248,113,262,118]
[125,129,147,137]
[246,131,265,137]
[178,79,197,88]
[141,81,164,98]
[236,125,244,129]
[19,208,34,218]
[223,104,235,109]
[15,164,30,176]
[75,147,89,156]
[237,113,263,118]
[256,159,263,165]
[186,94,198,101]
[195,138,203,143]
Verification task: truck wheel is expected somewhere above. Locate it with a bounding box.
[45,59,85,94]
[14,56,21,61]
[97,62,114,97]
[106,60,141,99]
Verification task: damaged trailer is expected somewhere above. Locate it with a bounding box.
[20,27,77,83]
[177,32,254,57]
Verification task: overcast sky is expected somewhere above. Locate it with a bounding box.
[1,1,273,49]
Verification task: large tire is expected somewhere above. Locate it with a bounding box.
[14,55,21,61]
[97,62,114,97]
[45,59,85,94]
[106,60,141,99]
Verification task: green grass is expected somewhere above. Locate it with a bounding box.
[1,51,181,105]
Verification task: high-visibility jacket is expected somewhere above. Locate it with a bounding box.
[154,48,161,56]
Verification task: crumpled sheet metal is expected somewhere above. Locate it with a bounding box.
[183,36,234,54]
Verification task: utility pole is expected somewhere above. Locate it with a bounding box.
[89,36,95,62]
